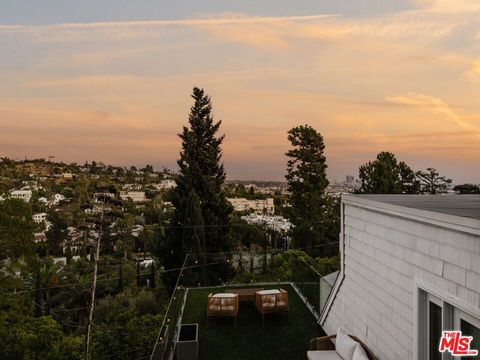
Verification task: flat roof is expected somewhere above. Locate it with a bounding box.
[351,195,480,221]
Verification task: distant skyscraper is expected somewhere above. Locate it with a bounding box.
[346,175,354,185]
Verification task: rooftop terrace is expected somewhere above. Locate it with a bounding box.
[181,284,324,360]
[150,251,335,360]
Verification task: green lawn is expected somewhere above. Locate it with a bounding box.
[181,284,325,360]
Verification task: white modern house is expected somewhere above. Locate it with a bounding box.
[10,189,32,202]
[51,193,66,205]
[155,179,176,190]
[227,197,275,215]
[120,191,146,202]
[32,212,47,223]
[321,195,480,360]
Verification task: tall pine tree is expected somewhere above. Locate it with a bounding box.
[285,125,331,256]
[165,87,233,287]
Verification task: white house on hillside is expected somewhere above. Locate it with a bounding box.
[227,197,275,215]
[10,189,32,202]
[321,194,480,360]
[51,193,66,205]
[120,191,146,202]
[32,212,47,223]
[155,179,176,190]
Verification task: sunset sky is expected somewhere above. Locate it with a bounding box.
[1,0,479,182]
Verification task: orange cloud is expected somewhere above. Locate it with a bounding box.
[386,93,480,134]
[1,9,480,181]
[466,61,480,82]
[415,0,480,12]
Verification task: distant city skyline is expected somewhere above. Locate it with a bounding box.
[1,0,480,183]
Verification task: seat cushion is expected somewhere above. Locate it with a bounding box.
[208,304,235,312]
[307,350,343,360]
[352,344,369,360]
[211,298,221,305]
[336,328,359,360]
[221,298,234,306]
[264,295,276,303]
[261,302,276,309]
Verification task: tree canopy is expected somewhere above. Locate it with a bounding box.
[285,125,335,256]
[453,183,480,194]
[358,151,419,194]
[416,168,452,194]
[0,198,35,259]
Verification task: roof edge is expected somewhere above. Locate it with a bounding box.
[342,194,480,236]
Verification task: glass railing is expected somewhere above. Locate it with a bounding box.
[290,255,337,317]
[150,258,189,360]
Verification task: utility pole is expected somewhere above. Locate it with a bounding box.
[84,212,103,360]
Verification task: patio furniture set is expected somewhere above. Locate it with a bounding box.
[207,288,289,326]
[205,288,376,359]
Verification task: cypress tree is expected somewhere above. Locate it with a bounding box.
[165,87,233,287]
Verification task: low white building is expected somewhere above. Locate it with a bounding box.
[32,212,47,223]
[123,183,143,191]
[320,194,480,360]
[241,214,292,233]
[228,197,275,215]
[155,179,176,190]
[120,191,146,202]
[51,193,66,205]
[10,189,32,202]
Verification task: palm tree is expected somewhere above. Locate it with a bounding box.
[115,215,134,260]
[139,225,154,259]
[26,257,66,315]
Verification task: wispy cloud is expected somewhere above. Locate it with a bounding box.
[415,0,480,12]
[466,61,480,82]
[0,14,336,43]
[1,6,479,181]
[0,11,464,46]
[386,93,480,134]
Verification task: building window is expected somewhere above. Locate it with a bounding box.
[428,295,442,360]
[454,309,480,360]
[418,289,480,360]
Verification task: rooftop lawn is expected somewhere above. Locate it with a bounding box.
[181,284,325,360]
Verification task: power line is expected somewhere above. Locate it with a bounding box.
[0,219,297,233]
[30,300,87,329]
[85,211,103,360]
[0,269,154,295]
[1,242,339,296]
[149,254,189,360]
